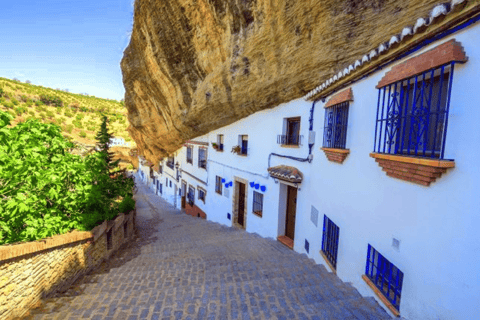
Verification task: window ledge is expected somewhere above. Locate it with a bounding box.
[370,153,455,186]
[321,148,350,163]
[253,211,263,218]
[319,251,336,275]
[362,275,400,317]
[280,144,300,148]
[237,154,248,157]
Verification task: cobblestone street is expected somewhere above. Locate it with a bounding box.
[25,178,392,320]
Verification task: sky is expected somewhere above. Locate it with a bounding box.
[0,0,134,101]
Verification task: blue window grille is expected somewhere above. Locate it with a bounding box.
[252,191,263,217]
[187,186,195,205]
[321,215,340,270]
[215,176,222,194]
[186,146,193,164]
[322,101,349,149]
[374,63,456,159]
[198,148,207,169]
[365,244,404,311]
[240,135,248,155]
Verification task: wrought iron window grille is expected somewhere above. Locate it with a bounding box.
[374,63,456,159]
[322,101,350,149]
[187,186,195,205]
[277,134,303,146]
[198,188,206,202]
[365,244,404,311]
[252,191,263,217]
[198,148,207,169]
[321,215,340,270]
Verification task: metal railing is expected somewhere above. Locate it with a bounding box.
[277,134,303,146]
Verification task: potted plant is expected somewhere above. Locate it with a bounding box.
[231,145,241,154]
[212,142,218,150]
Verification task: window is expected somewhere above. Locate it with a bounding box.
[159,165,163,174]
[187,186,195,205]
[278,117,301,145]
[198,187,206,202]
[198,148,207,169]
[365,244,404,312]
[215,176,222,195]
[252,191,263,217]
[374,63,455,159]
[166,178,168,187]
[323,102,349,149]
[321,215,340,270]
[167,156,174,169]
[169,180,172,188]
[217,134,224,151]
[186,146,193,164]
[239,135,248,155]
[153,177,156,185]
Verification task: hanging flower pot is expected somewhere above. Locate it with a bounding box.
[222,178,226,183]
[260,186,266,192]
[250,181,255,188]
[255,183,260,189]
[229,181,233,187]
[231,145,241,154]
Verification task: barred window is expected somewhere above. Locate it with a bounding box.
[252,191,263,217]
[365,245,404,311]
[323,102,349,149]
[215,176,222,195]
[239,135,248,155]
[198,148,207,169]
[374,63,456,159]
[217,134,224,151]
[186,146,193,164]
[321,215,340,270]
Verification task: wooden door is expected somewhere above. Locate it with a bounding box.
[237,182,246,227]
[285,186,297,240]
[181,182,186,209]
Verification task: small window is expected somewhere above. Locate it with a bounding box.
[169,180,172,188]
[167,156,174,169]
[374,64,455,159]
[321,215,340,270]
[198,148,207,169]
[217,134,224,151]
[186,146,193,164]
[215,176,222,195]
[239,135,248,155]
[198,187,206,203]
[365,244,404,312]
[160,183,163,194]
[153,177,156,185]
[187,186,195,205]
[166,178,168,187]
[159,165,163,174]
[323,102,350,149]
[252,191,263,217]
[279,117,301,145]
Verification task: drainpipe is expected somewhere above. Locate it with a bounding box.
[268,101,316,168]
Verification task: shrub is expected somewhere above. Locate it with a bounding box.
[39,112,46,119]
[39,94,63,107]
[118,194,135,214]
[75,114,84,120]
[11,98,19,106]
[20,95,28,102]
[87,126,96,132]
[65,124,74,133]
[79,130,87,138]
[3,102,14,109]
[35,100,44,106]
[46,110,55,118]
[28,110,35,116]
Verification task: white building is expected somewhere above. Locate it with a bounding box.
[137,2,480,319]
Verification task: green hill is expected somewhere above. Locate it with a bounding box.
[0,77,133,146]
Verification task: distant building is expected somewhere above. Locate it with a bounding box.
[108,137,130,148]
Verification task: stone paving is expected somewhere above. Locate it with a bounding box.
[25,176,392,320]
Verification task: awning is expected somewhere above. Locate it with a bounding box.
[267,165,303,183]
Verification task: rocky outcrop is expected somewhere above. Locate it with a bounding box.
[121,0,447,164]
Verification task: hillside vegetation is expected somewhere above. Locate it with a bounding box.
[0,77,133,146]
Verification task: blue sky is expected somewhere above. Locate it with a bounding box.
[0,0,134,100]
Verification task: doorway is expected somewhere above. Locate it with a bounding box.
[233,178,248,229]
[285,185,297,240]
[181,181,186,209]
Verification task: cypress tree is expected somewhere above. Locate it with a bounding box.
[95,115,119,172]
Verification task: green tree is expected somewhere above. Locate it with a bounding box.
[94,116,119,173]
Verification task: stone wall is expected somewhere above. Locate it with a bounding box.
[0,210,136,320]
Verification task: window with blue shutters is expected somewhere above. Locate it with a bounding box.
[239,135,248,155]
[321,215,340,270]
[187,186,195,205]
[323,102,349,149]
[365,244,404,311]
[198,187,206,203]
[374,63,456,159]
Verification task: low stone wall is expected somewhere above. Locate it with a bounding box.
[0,210,136,320]
[185,203,207,219]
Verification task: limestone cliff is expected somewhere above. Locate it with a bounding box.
[121,0,447,164]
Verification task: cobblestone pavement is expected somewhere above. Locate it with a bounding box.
[25,177,392,320]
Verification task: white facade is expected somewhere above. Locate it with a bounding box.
[137,16,480,320]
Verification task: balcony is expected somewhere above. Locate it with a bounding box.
[277,134,302,146]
